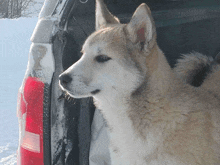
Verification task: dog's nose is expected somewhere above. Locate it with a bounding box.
[59,74,72,87]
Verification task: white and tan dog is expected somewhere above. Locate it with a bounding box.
[59,0,220,164]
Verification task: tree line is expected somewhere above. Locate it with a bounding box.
[0,0,41,18]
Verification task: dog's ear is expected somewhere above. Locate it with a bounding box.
[126,3,156,51]
[96,0,120,30]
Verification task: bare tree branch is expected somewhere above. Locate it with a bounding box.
[0,0,43,18]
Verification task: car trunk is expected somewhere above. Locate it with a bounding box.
[17,0,220,164]
[52,0,220,164]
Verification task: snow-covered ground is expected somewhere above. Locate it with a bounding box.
[0,17,38,165]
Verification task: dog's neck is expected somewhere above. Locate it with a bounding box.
[127,45,177,137]
[133,44,174,101]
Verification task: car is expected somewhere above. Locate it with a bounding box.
[16,0,220,164]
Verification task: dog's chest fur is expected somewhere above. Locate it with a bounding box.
[94,98,154,164]
[94,94,185,165]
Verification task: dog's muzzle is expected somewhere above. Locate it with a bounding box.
[59,73,101,96]
[59,74,72,89]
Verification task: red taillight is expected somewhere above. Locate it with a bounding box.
[18,77,45,165]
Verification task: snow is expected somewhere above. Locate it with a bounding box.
[0,17,38,165]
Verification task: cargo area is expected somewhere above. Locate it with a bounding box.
[2,0,219,164]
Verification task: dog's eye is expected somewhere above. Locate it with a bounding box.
[95,55,111,63]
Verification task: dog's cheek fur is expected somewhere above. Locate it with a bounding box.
[102,60,142,95]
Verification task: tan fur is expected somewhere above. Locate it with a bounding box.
[174,52,220,99]
[174,52,213,85]
[200,62,220,99]
[60,0,220,164]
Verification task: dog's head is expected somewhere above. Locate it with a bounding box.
[59,0,157,101]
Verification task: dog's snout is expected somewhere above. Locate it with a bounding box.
[59,74,72,87]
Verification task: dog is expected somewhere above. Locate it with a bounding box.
[174,52,220,99]
[59,0,220,164]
